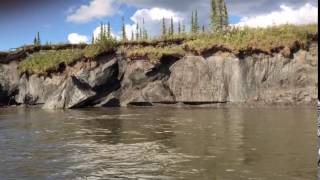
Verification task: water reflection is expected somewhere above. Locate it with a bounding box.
[0,106,316,180]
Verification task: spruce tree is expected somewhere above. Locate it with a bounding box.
[162,17,167,37]
[170,17,174,36]
[136,23,139,40]
[33,37,37,46]
[141,18,148,40]
[103,23,106,40]
[98,22,109,43]
[37,32,41,45]
[104,23,107,39]
[131,31,134,41]
[182,24,186,34]
[107,21,111,39]
[99,22,104,42]
[143,18,146,38]
[211,0,228,31]
[121,17,127,41]
[191,11,194,33]
[102,23,106,41]
[143,30,148,40]
[33,32,41,46]
[178,21,181,34]
[211,0,218,31]
[221,0,229,28]
[91,34,95,44]
[139,27,143,40]
[194,10,199,33]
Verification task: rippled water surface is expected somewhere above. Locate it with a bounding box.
[0,106,316,180]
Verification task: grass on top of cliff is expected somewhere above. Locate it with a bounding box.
[18,49,84,74]
[183,24,318,54]
[18,40,117,74]
[125,24,317,62]
[18,24,317,73]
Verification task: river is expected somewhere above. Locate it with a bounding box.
[0,106,316,180]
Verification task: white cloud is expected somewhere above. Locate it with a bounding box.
[124,24,137,40]
[71,2,318,42]
[68,33,89,44]
[131,7,183,22]
[123,7,184,39]
[67,0,117,23]
[120,0,317,17]
[235,3,318,27]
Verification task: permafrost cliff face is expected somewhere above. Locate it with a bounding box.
[0,43,317,109]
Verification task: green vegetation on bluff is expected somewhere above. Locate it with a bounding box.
[18,42,116,74]
[183,24,318,54]
[18,49,83,74]
[12,0,223,71]
[17,24,317,74]
[14,0,317,74]
[126,24,318,61]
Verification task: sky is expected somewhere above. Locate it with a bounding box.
[0,0,318,51]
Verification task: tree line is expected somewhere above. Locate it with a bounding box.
[34,0,229,45]
[94,0,228,43]
[162,0,228,37]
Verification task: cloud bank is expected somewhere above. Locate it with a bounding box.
[235,3,318,27]
[66,0,318,40]
[90,7,185,41]
[68,33,89,44]
[125,8,184,39]
[67,0,117,23]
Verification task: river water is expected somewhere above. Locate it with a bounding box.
[0,106,316,180]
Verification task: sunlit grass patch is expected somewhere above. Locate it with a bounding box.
[183,24,318,54]
[18,39,119,74]
[18,49,83,74]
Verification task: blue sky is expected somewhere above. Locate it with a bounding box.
[0,0,317,51]
[0,0,124,50]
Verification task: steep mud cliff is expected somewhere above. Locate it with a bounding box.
[0,43,317,108]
